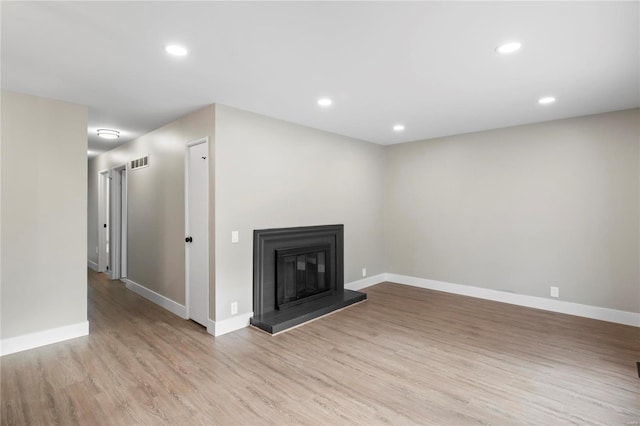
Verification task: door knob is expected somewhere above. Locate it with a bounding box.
[185,236,193,243]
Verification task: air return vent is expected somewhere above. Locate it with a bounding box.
[130,155,149,171]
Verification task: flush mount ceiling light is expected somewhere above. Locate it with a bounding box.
[97,129,120,139]
[165,44,188,56]
[496,41,522,54]
[393,124,405,132]
[317,98,333,107]
[538,96,557,105]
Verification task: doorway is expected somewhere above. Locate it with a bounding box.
[98,166,128,280]
[109,164,128,280]
[185,138,209,327]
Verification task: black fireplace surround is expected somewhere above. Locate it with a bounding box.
[251,225,367,334]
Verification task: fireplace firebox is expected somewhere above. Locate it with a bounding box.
[276,244,331,309]
[251,225,367,334]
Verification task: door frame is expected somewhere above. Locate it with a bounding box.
[98,169,110,272]
[120,166,128,279]
[109,164,128,280]
[184,137,210,324]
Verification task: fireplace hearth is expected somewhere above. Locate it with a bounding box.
[251,225,367,334]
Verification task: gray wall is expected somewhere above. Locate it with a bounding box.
[88,106,215,312]
[214,104,385,321]
[1,91,88,338]
[385,109,640,313]
[86,104,639,325]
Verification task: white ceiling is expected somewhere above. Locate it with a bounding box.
[2,1,639,155]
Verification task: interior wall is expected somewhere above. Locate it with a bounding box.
[87,105,215,313]
[1,91,88,338]
[214,104,385,322]
[385,109,640,313]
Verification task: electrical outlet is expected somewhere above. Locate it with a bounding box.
[550,286,559,298]
[362,268,367,277]
[231,231,239,243]
[96,246,99,254]
[231,301,238,315]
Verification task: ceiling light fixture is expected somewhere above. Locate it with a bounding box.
[165,44,188,56]
[317,98,333,107]
[393,124,405,132]
[538,96,556,105]
[496,42,522,54]
[97,129,120,139]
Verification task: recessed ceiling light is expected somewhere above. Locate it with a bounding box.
[393,124,405,132]
[97,129,120,139]
[165,44,188,56]
[538,96,556,105]
[496,42,522,54]
[317,98,333,107]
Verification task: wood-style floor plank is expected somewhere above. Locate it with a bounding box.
[1,270,638,425]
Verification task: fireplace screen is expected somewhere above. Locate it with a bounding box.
[276,244,331,310]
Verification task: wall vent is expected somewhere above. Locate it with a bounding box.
[130,155,149,171]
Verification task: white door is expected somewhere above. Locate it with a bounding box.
[98,170,110,272]
[186,140,209,326]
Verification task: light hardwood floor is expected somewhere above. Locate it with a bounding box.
[1,270,639,425]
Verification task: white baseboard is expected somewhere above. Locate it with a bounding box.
[384,273,640,328]
[87,260,99,271]
[125,279,187,319]
[345,273,387,291]
[207,319,216,336]
[208,312,253,337]
[1,321,89,356]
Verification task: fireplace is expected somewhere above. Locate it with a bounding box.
[251,225,367,334]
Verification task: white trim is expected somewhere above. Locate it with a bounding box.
[184,144,190,319]
[345,273,387,291]
[125,279,187,319]
[208,312,253,337]
[1,321,89,356]
[184,137,210,326]
[207,319,216,336]
[109,164,127,280]
[185,137,209,148]
[120,166,128,278]
[87,259,99,271]
[385,273,640,328]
